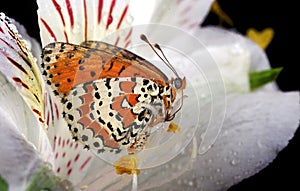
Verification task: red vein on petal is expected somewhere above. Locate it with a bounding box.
[124,40,131,49]
[12,77,29,89]
[7,56,28,74]
[116,5,128,30]
[67,160,71,167]
[32,108,42,116]
[83,0,88,41]
[51,0,66,26]
[177,0,184,4]
[67,168,72,176]
[58,136,61,146]
[124,28,132,42]
[188,21,200,30]
[0,37,14,50]
[39,118,44,123]
[74,153,80,162]
[106,0,116,30]
[80,156,92,171]
[64,31,69,43]
[0,27,4,33]
[53,136,57,151]
[46,111,50,127]
[98,0,104,24]
[33,93,41,103]
[65,0,74,28]
[40,18,57,41]
[54,103,59,120]
[180,5,192,16]
[114,36,120,46]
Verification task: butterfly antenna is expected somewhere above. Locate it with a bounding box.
[140,34,179,78]
[154,43,179,77]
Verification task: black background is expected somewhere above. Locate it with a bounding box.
[1,0,299,190]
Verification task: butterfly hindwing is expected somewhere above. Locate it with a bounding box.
[63,77,165,153]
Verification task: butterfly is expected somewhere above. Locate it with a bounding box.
[41,34,186,154]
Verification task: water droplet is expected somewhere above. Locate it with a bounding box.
[188,180,194,186]
[48,37,55,43]
[234,175,241,180]
[230,159,237,166]
[230,43,244,56]
[233,151,238,156]
[256,140,263,148]
[216,168,221,173]
[216,180,223,186]
[72,23,81,34]
[126,15,134,23]
[200,93,207,98]
[0,47,6,54]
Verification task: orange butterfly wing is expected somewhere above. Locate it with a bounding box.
[42,41,169,97]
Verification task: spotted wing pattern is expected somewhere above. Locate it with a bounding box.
[63,77,165,153]
[41,41,174,154]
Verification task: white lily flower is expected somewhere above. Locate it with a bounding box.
[0,0,299,191]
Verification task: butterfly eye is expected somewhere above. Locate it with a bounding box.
[173,77,182,89]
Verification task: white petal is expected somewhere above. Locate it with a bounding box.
[0,13,47,127]
[0,13,53,163]
[137,91,299,191]
[0,107,50,191]
[193,26,278,92]
[37,0,132,46]
[0,72,54,165]
[46,95,111,186]
[130,0,214,32]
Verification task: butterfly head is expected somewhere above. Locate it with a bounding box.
[165,76,186,121]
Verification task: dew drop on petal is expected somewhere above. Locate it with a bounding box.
[200,93,207,98]
[48,37,55,43]
[126,15,133,23]
[188,180,194,186]
[0,47,6,54]
[72,23,81,34]
[234,175,241,180]
[230,44,244,56]
[230,159,237,166]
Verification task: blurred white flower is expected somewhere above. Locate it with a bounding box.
[0,0,299,191]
